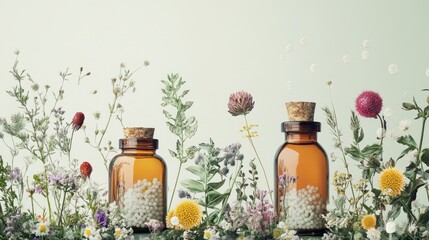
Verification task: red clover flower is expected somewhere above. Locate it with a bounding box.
[228,91,255,116]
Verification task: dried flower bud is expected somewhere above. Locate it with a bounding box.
[327,80,332,85]
[80,161,93,180]
[72,112,85,131]
[31,83,40,91]
[402,102,416,111]
[93,112,101,120]
[144,60,150,66]
[227,91,255,116]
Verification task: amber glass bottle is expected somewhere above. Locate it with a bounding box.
[275,103,328,236]
[109,128,166,233]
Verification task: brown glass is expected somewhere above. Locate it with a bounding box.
[275,121,328,236]
[109,138,166,233]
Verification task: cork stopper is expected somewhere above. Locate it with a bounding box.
[123,127,154,139]
[285,102,316,121]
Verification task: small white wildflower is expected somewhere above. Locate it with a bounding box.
[376,128,386,139]
[386,220,396,233]
[375,210,381,215]
[406,149,419,163]
[34,221,50,236]
[366,228,381,240]
[408,222,416,233]
[383,108,393,118]
[399,119,411,132]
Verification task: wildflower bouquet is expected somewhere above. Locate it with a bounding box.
[152,74,297,240]
[322,82,429,240]
[0,52,139,239]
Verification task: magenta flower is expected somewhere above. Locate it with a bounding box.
[72,112,85,131]
[228,91,255,116]
[355,91,383,118]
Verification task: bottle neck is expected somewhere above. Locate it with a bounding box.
[122,149,156,154]
[119,138,158,154]
[286,132,318,143]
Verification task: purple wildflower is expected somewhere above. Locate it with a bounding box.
[228,91,255,116]
[35,185,43,194]
[94,211,107,227]
[11,167,22,182]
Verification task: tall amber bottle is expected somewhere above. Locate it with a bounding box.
[109,127,166,233]
[275,102,328,235]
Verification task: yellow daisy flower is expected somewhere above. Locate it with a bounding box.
[166,210,179,229]
[174,199,202,230]
[379,168,405,197]
[361,214,376,230]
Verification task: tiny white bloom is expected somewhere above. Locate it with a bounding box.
[376,128,386,139]
[399,119,411,132]
[375,210,381,215]
[408,222,416,233]
[34,221,50,236]
[383,108,393,118]
[170,216,180,226]
[367,227,381,240]
[386,220,396,233]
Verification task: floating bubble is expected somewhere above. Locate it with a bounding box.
[287,81,293,90]
[362,40,369,48]
[310,63,318,73]
[342,55,351,64]
[361,50,370,60]
[388,64,399,75]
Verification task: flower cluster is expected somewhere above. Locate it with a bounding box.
[322,84,429,239]
[0,54,137,239]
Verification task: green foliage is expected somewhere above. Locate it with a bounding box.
[324,84,429,239]
[161,73,198,163]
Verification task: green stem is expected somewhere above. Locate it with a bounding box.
[327,85,357,203]
[243,114,274,204]
[58,191,67,226]
[215,159,243,225]
[168,162,183,212]
[68,129,75,162]
[416,117,429,201]
[43,170,52,221]
[377,114,384,156]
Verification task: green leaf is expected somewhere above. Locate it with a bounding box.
[181,179,204,193]
[168,149,177,158]
[186,165,205,181]
[206,191,228,207]
[421,148,429,167]
[418,209,429,225]
[361,144,382,157]
[207,179,225,191]
[397,135,418,149]
[387,205,401,220]
[345,145,362,160]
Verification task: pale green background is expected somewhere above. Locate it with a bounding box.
[0,0,428,222]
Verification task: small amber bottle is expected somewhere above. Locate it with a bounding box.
[109,127,167,233]
[275,102,328,235]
